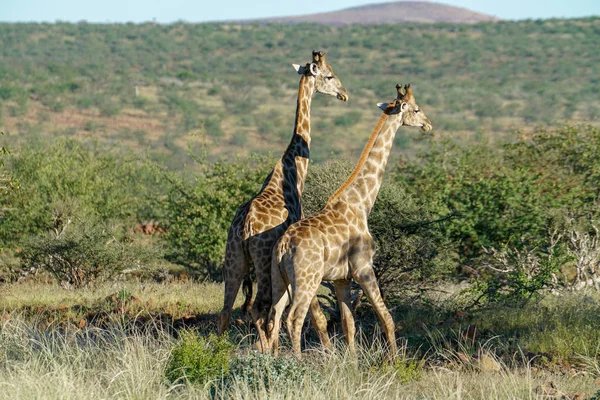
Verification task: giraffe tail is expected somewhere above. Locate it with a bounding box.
[241,277,253,316]
[240,238,254,318]
[275,236,289,265]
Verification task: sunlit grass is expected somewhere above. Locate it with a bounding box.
[1,280,232,313]
[0,315,597,400]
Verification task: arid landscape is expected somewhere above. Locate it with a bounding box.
[1,1,600,399]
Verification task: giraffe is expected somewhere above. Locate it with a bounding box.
[267,83,432,357]
[218,51,348,352]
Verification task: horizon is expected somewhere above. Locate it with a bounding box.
[1,0,598,24]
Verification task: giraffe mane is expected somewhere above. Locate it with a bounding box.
[327,112,390,204]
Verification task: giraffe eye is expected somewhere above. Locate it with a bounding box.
[326,76,334,80]
[414,109,420,114]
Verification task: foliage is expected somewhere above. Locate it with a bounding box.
[0,132,18,238]
[469,235,569,304]
[165,331,233,385]
[18,212,162,287]
[157,153,274,275]
[369,181,456,299]
[390,359,424,384]
[227,352,308,391]
[0,138,162,248]
[398,125,600,261]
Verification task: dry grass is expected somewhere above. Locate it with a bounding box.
[1,282,599,399]
[1,280,235,317]
[0,315,597,400]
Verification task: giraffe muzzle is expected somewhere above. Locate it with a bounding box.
[337,92,349,102]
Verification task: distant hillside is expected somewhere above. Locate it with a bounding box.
[0,18,598,166]
[255,1,499,25]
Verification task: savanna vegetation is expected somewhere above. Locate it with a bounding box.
[1,17,600,399]
[0,18,598,163]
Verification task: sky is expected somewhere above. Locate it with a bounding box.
[1,0,598,23]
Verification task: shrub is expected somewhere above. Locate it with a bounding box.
[227,352,308,391]
[1,138,161,248]
[165,331,233,385]
[158,153,273,276]
[203,117,224,138]
[397,124,600,262]
[18,211,162,287]
[391,359,424,384]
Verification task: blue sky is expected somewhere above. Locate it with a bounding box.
[1,0,598,23]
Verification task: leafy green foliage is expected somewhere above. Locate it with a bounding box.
[165,331,233,385]
[398,124,600,261]
[397,124,600,302]
[0,138,162,248]
[157,154,274,275]
[391,359,423,384]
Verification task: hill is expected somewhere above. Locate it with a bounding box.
[0,18,598,166]
[257,1,499,25]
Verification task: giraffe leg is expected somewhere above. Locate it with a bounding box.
[286,280,320,358]
[353,266,397,359]
[250,248,274,354]
[267,263,290,357]
[333,279,356,354]
[219,267,245,335]
[309,296,332,351]
[219,239,249,335]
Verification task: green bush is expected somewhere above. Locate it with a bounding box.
[165,331,233,385]
[396,124,600,303]
[1,138,162,248]
[18,212,162,287]
[158,154,273,275]
[397,124,600,261]
[391,359,424,384]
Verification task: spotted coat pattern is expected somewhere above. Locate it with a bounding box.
[218,51,348,352]
[268,84,433,357]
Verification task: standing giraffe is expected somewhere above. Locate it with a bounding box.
[218,51,348,352]
[268,83,432,357]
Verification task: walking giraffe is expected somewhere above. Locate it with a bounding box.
[267,83,432,357]
[218,51,348,352]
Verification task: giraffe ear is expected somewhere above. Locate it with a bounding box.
[308,62,319,76]
[292,64,306,75]
[377,102,389,111]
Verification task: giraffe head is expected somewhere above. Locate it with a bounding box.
[378,84,432,131]
[292,50,349,102]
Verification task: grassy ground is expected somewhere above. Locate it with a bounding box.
[1,281,600,399]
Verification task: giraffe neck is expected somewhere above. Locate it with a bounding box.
[279,74,315,196]
[328,112,403,215]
